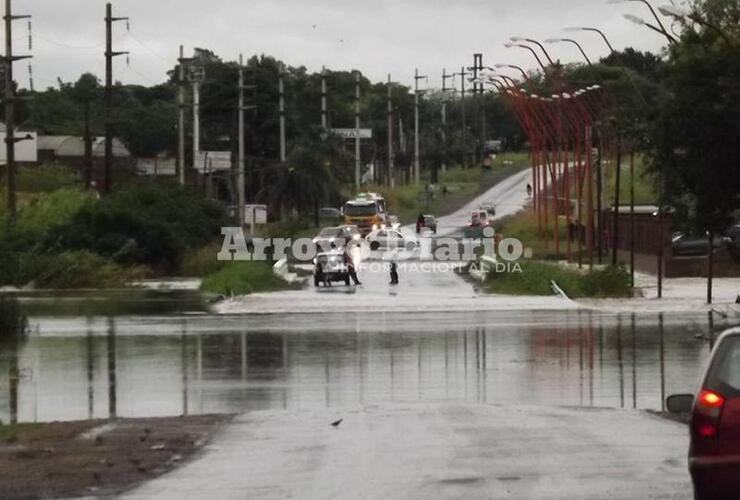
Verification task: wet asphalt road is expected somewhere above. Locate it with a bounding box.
[3,169,731,499]
[122,403,691,500]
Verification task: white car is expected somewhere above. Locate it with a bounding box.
[366,228,418,251]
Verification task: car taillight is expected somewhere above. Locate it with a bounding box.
[693,389,726,439]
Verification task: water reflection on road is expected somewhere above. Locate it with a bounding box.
[2,293,737,423]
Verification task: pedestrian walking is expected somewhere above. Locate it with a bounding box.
[345,249,361,285]
[389,262,399,285]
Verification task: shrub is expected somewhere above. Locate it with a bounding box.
[180,245,227,277]
[485,260,631,298]
[13,251,147,289]
[200,261,295,296]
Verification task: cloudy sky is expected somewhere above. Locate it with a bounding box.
[13,0,672,90]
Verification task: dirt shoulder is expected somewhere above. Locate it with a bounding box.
[0,414,233,500]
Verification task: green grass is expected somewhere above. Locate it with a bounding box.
[0,423,43,443]
[200,261,299,296]
[369,152,531,224]
[604,154,658,206]
[484,260,631,298]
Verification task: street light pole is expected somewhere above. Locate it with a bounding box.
[3,0,31,226]
[177,45,187,186]
[565,27,616,53]
[387,74,394,187]
[455,67,470,168]
[354,70,361,191]
[545,38,592,65]
[413,68,427,185]
[278,65,286,163]
[104,2,128,194]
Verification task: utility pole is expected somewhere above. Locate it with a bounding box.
[455,67,469,168]
[3,0,32,225]
[387,74,394,187]
[354,70,361,191]
[177,45,186,186]
[238,54,245,226]
[83,101,93,189]
[321,66,327,129]
[441,68,455,176]
[104,2,128,194]
[413,68,427,185]
[278,65,286,163]
[192,69,203,180]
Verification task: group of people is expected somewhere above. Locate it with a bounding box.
[316,243,399,287]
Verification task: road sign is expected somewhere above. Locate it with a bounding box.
[330,128,373,140]
[245,204,267,224]
[195,151,231,173]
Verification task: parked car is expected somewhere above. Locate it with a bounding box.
[423,215,438,234]
[667,327,740,500]
[366,228,418,251]
[312,226,360,251]
[313,250,350,286]
[672,232,731,257]
[319,207,343,223]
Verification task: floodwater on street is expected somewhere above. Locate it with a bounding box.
[1,289,738,424]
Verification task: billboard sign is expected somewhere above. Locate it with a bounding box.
[245,204,267,224]
[330,128,373,140]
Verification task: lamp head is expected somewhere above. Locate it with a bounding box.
[624,13,646,25]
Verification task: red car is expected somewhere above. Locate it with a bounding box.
[668,327,740,500]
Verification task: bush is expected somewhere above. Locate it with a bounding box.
[180,245,228,277]
[485,260,631,298]
[41,185,228,272]
[13,251,147,289]
[200,261,295,296]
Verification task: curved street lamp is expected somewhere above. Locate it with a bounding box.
[608,0,672,37]
[623,13,677,43]
[510,36,555,65]
[504,42,547,72]
[564,26,616,53]
[545,38,593,65]
[494,63,531,82]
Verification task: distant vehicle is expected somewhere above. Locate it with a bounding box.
[672,232,731,257]
[423,215,438,234]
[312,226,360,251]
[319,207,343,223]
[667,327,740,500]
[313,250,350,287]
[343,192,387,235]
[464,210,493,238]
[479,203,496,217]
[484,140,503,154]
[366,228,417,251]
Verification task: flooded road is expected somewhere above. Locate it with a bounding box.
[1,290,736,424]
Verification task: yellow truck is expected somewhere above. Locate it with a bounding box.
[343,192,387,236]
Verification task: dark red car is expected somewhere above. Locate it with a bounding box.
[668,327,740,500]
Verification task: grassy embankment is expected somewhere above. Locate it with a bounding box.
[0,164,287,294]
[483,155,657,298]
[373,152,530,224]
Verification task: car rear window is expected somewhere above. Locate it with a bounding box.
[706,336,740,397]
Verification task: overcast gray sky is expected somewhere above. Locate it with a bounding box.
[12,0,671,90]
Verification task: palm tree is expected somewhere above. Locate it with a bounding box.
[259,146,340,225]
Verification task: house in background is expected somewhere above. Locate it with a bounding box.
[0,122,38,166]
[37,135,132,166]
